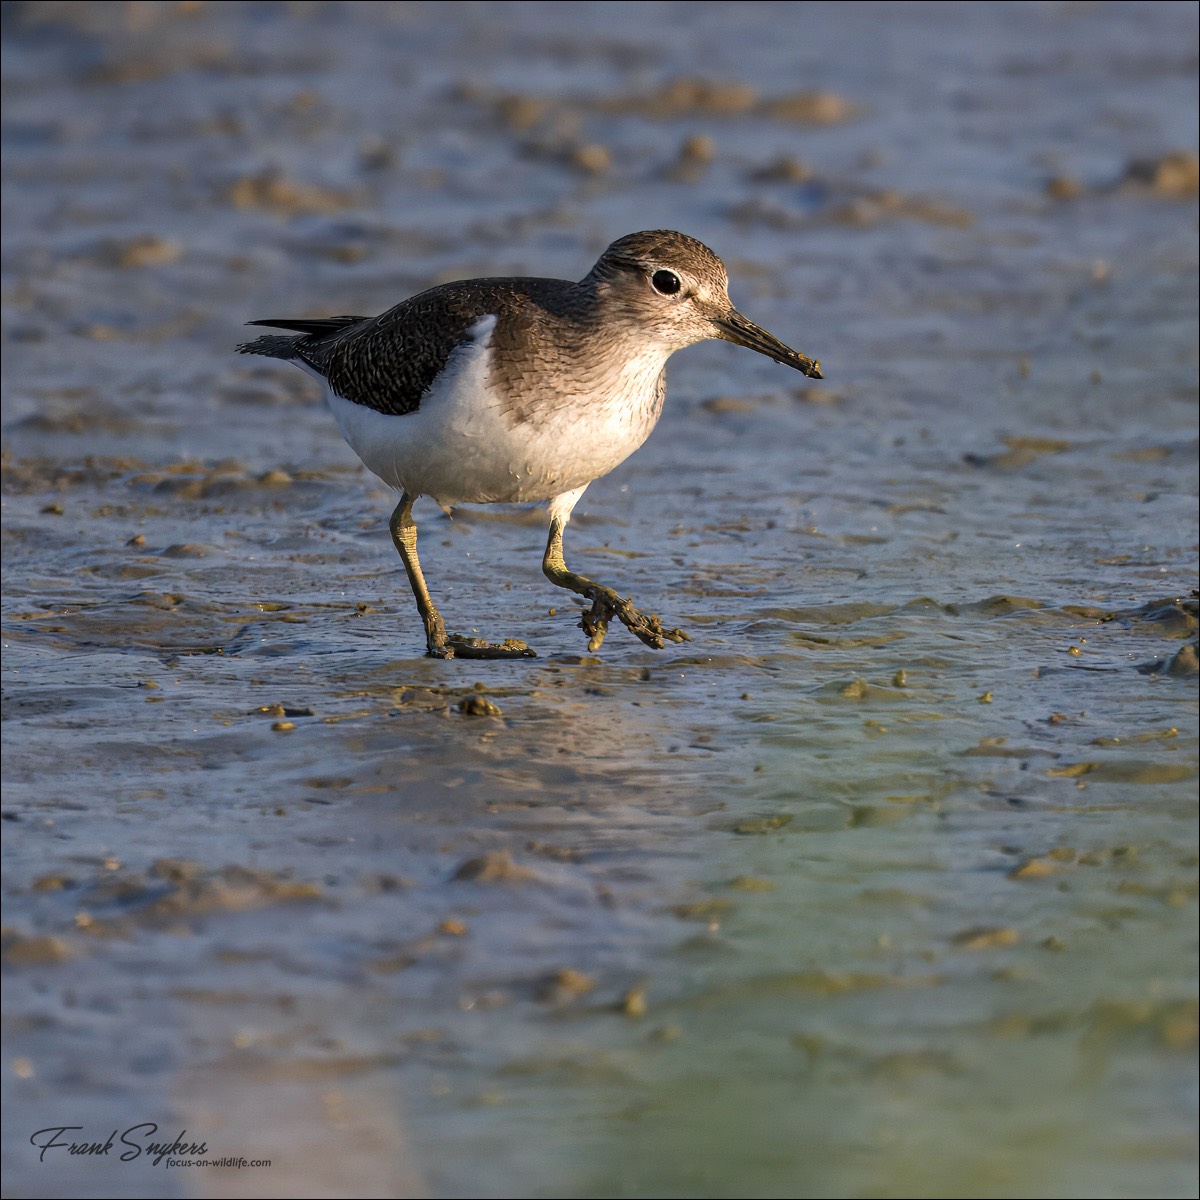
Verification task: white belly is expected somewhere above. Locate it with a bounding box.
[315,320,668,506]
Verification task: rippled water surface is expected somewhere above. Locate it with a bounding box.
[3,3,1197,1197]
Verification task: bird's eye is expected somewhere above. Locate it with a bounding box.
[651,269,682,296]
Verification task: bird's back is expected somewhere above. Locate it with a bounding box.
[238,277,599,418]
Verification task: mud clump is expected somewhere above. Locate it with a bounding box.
[1122,152,1199,198]
[965,436,1072,470]
[452,850,538,884]
[101,235,183,269]
[668,134,716,182]
[536,967,595,1004]
[225,169,358,215]
[1045,153,1198,201]
[952,926,1020,951]
[603,79,859,123]
[606,77,758,117]
[731,184,971,231]
[1138,641,1199,677]
[76,863,324,935]
[2,931,73,964]
[747,155,814,184]
[760,91,860,123]
[618,984,648,1017]
[472,79,859,126]
[1045,174,1084,200]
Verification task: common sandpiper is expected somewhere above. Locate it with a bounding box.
[237,229,823,659]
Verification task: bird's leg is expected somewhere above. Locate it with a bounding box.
[542,516,689,653]
[389,493,451,657]
[389,495,535,660]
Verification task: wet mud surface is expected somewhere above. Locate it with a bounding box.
[2,3,1197,1197]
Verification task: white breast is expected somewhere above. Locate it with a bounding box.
[313,317,669,506]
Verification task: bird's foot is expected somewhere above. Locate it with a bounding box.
[581,589,689,653]
[418,604,536,660]
[430,633,537,660]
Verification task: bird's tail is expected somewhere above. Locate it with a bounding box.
[236,332,306,359]
[236,315,366,359]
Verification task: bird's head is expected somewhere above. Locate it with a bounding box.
[586,230,823,378]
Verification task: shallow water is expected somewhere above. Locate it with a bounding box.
[2,3,1197,1197]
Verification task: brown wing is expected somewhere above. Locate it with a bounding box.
[238,278,591,417]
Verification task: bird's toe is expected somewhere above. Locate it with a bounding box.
[446,634,537,660]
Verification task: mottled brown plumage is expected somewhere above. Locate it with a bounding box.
[241,280,607,418]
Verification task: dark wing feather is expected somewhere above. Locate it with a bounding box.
[236,317,369,372]
[245,316,368,337]
[237,277,592,417]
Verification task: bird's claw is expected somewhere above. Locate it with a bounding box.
[581,592,688,653]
